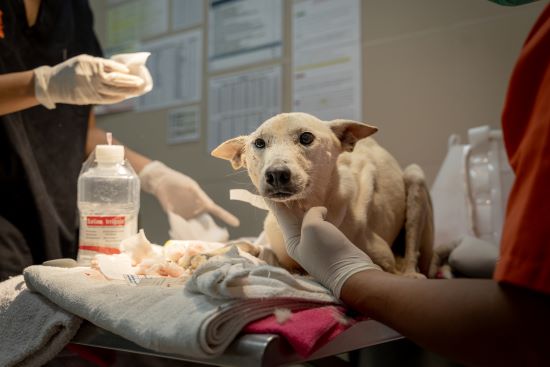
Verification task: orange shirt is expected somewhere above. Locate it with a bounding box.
[494,4,550,295]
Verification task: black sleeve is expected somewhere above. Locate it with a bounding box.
[71,0,104,58]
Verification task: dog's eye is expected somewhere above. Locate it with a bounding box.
[254,138,266,149]
[299,132,315,146]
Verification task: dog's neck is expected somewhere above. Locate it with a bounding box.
[324,164,351,227]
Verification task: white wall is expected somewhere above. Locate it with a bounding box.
[91,0,548,244]
[363,0,547,182]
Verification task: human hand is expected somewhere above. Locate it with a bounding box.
[33,54,147,109]
[267,202,381,297]
[139,161,240,227]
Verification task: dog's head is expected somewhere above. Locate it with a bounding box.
[211,113,377,202]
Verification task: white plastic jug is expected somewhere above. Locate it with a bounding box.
[431,126,514,248]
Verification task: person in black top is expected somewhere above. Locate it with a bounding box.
[0,0,239,281]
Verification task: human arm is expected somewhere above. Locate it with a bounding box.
[343,270,549,367]
[0,54,145,116]
[268,204,550,367]
[86,113,240,227]
[0,71,39,115]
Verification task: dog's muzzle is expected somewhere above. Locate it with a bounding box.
[264,165,296,199]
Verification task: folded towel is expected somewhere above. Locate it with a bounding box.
[24,251,337,359]
[0,275,82,367]
[244,306,361,357]
[186,246,334,300]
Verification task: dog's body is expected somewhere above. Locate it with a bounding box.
[213,113,433,277]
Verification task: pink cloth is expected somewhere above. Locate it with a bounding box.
[243,305,364,357]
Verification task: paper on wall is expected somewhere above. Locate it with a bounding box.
[106,0,168,51]
[292,0,362,121]
[208,0,282,71]
[207,65,282,152]
[172,0,203,31]
[167,105,201,145]
[138,30,203,111]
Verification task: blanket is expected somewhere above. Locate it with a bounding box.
[24,250,337,358]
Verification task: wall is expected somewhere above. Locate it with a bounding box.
[90,0,548,244]
[363,0,547,183]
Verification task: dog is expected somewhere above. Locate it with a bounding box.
[212,112,434,278]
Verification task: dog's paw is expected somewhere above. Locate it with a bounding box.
[402,271,427,279]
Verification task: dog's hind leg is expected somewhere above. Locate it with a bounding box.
[402,164,434,278]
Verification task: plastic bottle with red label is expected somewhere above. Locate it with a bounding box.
[76,134,140,265]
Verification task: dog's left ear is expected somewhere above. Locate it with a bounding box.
[328,119,378,152]
[211,136,247,169]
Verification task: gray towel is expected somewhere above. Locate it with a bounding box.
[0,275,82,367]
[23,252,337,358]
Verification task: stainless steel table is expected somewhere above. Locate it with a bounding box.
[72,319,401,367]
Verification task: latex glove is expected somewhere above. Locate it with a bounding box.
[140,161,240,227]
[34,54,146,109]
[267,202,381,297]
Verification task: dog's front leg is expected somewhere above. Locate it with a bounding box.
[264,212,302,272]
[365,231,399,274]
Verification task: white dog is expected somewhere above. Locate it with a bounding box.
[212,112,434,278]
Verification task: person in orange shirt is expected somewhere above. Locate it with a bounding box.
[269,1,550,366]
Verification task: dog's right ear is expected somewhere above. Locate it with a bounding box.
[328,119,378,152]
[211,136,247,169]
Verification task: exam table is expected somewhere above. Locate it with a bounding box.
[72,318,401,366]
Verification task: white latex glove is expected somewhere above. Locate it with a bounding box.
[267,202,381,298]
[140,161,240,227]
[34,54,146,109]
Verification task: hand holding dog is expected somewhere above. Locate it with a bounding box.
[139,161,240,227]
[267,202,381,298]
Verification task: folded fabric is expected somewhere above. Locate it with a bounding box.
[186,246,334,300]
[244,305,362,357]
[0,275,82,367]
[24,251,337,359]
[110,52,153,95]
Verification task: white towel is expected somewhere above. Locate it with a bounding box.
[0,275,82,367]
[186,246,332,300]
[23,253,337,359]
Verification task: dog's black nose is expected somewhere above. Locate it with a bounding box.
[265,167,291,187]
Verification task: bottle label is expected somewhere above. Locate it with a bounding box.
[77,214,137,265]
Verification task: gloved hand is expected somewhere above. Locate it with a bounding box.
[139,161,240,227]
[34,54,147,109]
[267,202,381,297]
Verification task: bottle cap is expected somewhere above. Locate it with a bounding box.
[95,144,124,164]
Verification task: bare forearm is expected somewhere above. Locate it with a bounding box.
[86,113,151,172]
[341,270,550,367]
[0,71,39,115]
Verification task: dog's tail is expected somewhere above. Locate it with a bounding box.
[403,164,435,277]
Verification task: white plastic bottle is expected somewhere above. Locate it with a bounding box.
[76,135,140,265]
